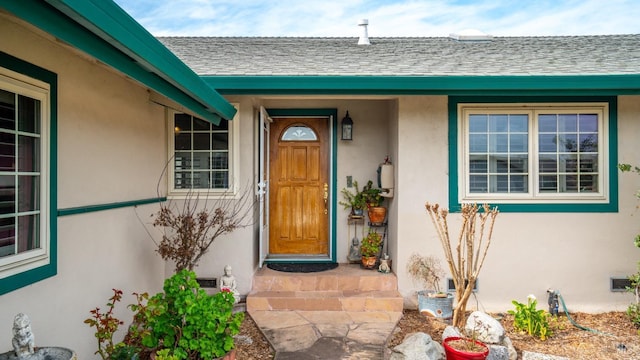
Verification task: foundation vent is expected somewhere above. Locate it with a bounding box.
[447,278,478,292]
[611,277,632,292]
[196,277,217,289]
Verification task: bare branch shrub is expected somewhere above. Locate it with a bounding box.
[425,202,499,328]
[151,182,255,273]
[406,253,444,292]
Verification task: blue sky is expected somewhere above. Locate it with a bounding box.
[113,0,640,37]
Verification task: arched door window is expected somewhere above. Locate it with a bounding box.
[281,125,318,141]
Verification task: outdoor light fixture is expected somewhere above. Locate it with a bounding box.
[341,111,353,140]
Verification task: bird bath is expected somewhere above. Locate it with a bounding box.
[0,314,76,360]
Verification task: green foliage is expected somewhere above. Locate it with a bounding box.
[139,270,244,359]
[360,230,382,257]
[508,295,552,340]
[361,180,383,207]
[86,271,244,359]
[339,180,367,211]
[84,289,125,360]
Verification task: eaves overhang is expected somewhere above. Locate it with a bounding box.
[1,0,235,124]
[204,75,640,96]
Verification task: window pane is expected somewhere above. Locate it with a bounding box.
[538,114,557,132]
[192,153,208,170]
[489,155,508,173]
[490,175,509,193]
[579,114,598,132]
[0,132,15,171]
[0,217,15,258]
[560,175,578,192]
[509,115,528,132]
[193,117,210,131]
[469,155,487,172]
[210,153,228,170]
[538,134,557,153]
[175,133,191,150]
[539,175,557,192]
[17,214,39,252]
[211,133,228,150]
[193,133,210,150]
[510,175,527,192]
[18,96,40,134]
[469,115,487,132]
[580,175,598,192]
[560,154,578,173]
[211,171,229,188]
[18,135,39,172]
[469,175,487,193]
[510,134,527,152]
[0,89,15,130]
[212,119,229,131]
[489,134,508,153]
[579,134,598,152]
[510,155,528,173]
[558,114,577,132]
[580,154,598,172]
[174,152,192,170]
[539,155,557,173]
[469,134,487,153]
[174,113,191,131]
[0,176,16,215]
[489,114,508,132]
[558,134,577,152]
[18,175,39,212]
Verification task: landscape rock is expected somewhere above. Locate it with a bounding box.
[487,344,510,360]
[465,311,505,344]
[441,325,462,341]
[390,332,445,360]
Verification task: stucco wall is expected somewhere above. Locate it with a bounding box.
[1,15,166,358]
[395,95,640,313]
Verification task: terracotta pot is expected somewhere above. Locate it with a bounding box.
[443,337,489,360]
[367,206,386,225]
[361,255,377,269]
[214,348,236,360]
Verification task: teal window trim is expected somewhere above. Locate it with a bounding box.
[2,0,234,124]
[58,197,167,217]
[0,51,57,295]
[266,108,338,261]
[448,96,618,213]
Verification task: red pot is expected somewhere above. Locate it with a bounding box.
[443,337,489,360]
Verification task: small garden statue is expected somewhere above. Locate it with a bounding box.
[12,313,35,357]
[378,253,391,273]
[220,265,240,304]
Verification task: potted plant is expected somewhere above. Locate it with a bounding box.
[442,336,489,360]
[361,180,386,225]
[360,230,382,269]
[339,180,367,216]
[406,253,454,321]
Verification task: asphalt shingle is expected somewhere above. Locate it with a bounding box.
[158,35,640,76]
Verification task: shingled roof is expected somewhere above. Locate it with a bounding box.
[158,35,640,77]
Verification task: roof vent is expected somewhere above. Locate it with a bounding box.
[449,29,493,41]
[358,19,370,45]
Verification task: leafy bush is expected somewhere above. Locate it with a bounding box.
[86,270,244,359]
[508,295,552,340]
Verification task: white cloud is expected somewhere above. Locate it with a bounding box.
[114,0,640,37]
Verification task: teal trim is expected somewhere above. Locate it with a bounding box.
[204,76,640,95]
[448,96,618,213]
[58,197,167,217]
[266,108,339,262]
[1,0,235,124]
[0,51,57,296]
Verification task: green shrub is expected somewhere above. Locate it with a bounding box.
[508,295,552,340]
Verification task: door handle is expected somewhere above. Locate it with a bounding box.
[323,183,328,215]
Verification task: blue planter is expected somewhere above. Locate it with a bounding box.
[417,290,453,322]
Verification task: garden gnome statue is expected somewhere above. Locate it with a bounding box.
[220,265,240,304]
[12,313,35,357]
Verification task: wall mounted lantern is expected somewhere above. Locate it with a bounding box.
[341,111,353,140]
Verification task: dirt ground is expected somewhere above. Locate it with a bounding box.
[235,310,640,359]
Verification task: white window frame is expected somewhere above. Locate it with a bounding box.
[458,102,609,204]
[167,103,240,198]
[0,68,50,280]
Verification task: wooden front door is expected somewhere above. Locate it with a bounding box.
[269,117,329,255]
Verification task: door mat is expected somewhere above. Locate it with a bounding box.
[266,262,339,273]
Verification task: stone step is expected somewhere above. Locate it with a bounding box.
[247,263,403,312]
[247,290,403,312]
